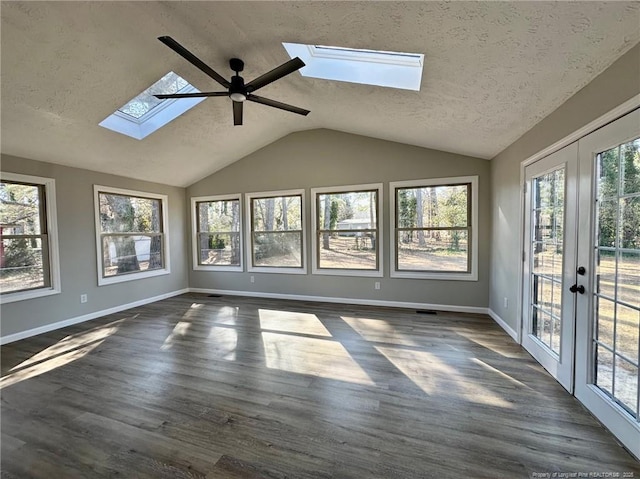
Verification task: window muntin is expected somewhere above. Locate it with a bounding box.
[248,192,304,271]
[95,186,169,285]
[314,187,381,273]
[0,173,61,303]
[391,177,478,280]
[194,197,242,269]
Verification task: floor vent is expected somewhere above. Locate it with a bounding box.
[416,310,438,315]
[208,294,223,298]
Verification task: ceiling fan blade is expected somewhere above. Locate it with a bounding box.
[154,92,228,99]
[245,57,305,92]
[158,36,230,88]
[233,101,243,126]
[247,95,310,116]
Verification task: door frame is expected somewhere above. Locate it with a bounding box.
[516,94,640,345]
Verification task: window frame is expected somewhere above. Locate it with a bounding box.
[94,185,170,286]
[389,176,478,281]
[191,194,243,272]
[245,189,307,275]
[0,173,61,304]
[311,183,383,277]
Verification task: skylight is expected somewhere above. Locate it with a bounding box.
[282,43,424,91]
[99,72,204,140]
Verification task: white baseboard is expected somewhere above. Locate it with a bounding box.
[487,308,518,342]
[189,287,488,315]
[0,288,190,345]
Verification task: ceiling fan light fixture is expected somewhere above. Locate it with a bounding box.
[230,92,247,102]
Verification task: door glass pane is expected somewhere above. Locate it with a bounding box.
[530,167,565,355]
[593,138,640,420]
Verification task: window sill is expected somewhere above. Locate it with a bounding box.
[390,271,478,281]
[247,267,307,275]
[0,286,61,304]
[98,268,170,286]
[193,265,243,272]
[312,268,383,278]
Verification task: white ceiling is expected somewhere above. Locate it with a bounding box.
[2,1,639,187]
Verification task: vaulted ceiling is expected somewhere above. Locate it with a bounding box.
[2,1,639,187]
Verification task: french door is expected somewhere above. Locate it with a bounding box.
[575,109,640,459]
[523,108,640,457]
[523,143,578,393]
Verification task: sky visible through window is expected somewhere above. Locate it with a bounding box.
[118,72,189,120]
[282,43,424,91]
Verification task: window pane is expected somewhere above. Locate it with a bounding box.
[197,199,240,232]
[597,148,619,200]
[99,193,162,234]
[0,237,46,293]
[318,191,377,231]
[253,196,302,231]
[621,138,640,196]
[596,297,615,348]
[595,344,613,395]
[0,181,42,235]
[318,232,377,270]
[620,197,640,250]
[616,304,639,364]
[198,232,241,266]
[102,235,163,277]
[597,200,617,248]
[619,251,640,308]
[253,232,301,267]
[596,249,616,299]
[614,356,638,415]
[397,184,468,228]
[397,229,468,272]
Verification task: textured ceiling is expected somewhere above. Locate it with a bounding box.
[1,1,639,187]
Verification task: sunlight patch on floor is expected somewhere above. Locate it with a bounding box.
[1,319,124,388]
[160,321,192,350]
[262,332,374,385]
[341,316,421,346]
[259,309,332,337]
[471,357,536,392]
[206,326,238,361]
[375,345,514,408]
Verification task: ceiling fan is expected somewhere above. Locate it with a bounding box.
[154,36,310,126]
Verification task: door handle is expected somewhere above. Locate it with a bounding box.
[569,284,585,294]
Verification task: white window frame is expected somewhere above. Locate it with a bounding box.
[311,183,383,277]
[191,194,243,272]
[0,172,61,304]
[94,185,170,286]
[389,176,478,281]
[245,189,307,275]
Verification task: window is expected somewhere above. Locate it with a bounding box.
[282,43,424,91]
[311,184,383,276]
[390,176,478,280]
[99,71,205,140]
[0,173,61,303]
[192,195,242,271]
[246,190,306,274]
[94,186,170,285]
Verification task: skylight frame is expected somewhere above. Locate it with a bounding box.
[282,42,424,91]
[99,71,206,140]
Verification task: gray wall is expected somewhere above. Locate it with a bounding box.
[0,154,189,337]
[489,43,640,330]
[188,129,491,308]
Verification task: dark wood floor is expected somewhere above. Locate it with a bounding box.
[1,293,638,478]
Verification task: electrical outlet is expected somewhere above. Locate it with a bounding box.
[503,297,508,309]
[250,275,255,283]
[375,282,381,290]
[80,294,88,304]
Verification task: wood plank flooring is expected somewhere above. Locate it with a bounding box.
[1,293,638,478]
